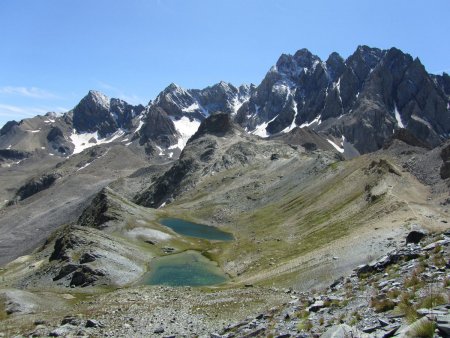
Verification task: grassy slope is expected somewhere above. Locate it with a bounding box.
[158,151,439,289]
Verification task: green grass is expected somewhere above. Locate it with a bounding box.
[412,320,436,338]
[419,293,446,309]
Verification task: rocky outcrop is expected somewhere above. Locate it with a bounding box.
[190,112,237,141]
[77,188,119,229]
[383,128,432,150]
[137,106,179,149]
[46,126,72,154]
[440,143,450,179]
[44,226,148,288]
[0,149,30,161]
[14,173,60,201]
[0,120,19,136]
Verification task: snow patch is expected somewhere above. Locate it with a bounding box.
[155,146,164,156]
[126,227,171,241]
[76,162,92,171]
[281,99,299,133]
[168,116,201,151]
[251,115,278,138]
[327,139,344,153]
[135,118,144,133]
[44,119,55,124]
[26,129,41,133]
[394,105,405,128]
[300,115,322,128]
[7,145,11,150]
[70,129,125,155]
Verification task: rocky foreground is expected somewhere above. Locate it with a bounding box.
[0,229,448,338]
[218,230,450,338]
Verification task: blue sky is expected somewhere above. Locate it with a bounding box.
[1,0,449,127]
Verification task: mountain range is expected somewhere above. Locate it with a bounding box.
[1,45,449,163]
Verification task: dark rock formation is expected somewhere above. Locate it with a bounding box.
[0,149,30,161]
[78,188,119,229]
[137,106,179,149]
[0,120,19,136]
[72,90,144,138]
[406,230,427,244]
[15,173,60,201]
[383,129,431,149]
[440,143,450,179]
[190,112,237,141]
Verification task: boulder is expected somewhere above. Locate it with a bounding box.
[405,230,427,244]
[320,324,362,338]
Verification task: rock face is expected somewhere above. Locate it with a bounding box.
[137,106,179,149]
[77,188,119,229]
[440,143,450,179]
[0,120,19,136]
[72,90,144,137]
[236,46,450,154]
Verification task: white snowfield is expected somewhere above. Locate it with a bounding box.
[394,105,405,128]
[70,129,125,154]
[126,227,172,241]
[169,116,201,150]
[327,139,344,153]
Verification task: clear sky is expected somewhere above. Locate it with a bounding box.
[1,0,449,127]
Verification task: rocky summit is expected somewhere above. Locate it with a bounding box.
[0,45,449,338]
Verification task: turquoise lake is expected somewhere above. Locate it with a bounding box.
[144,250,229,286]
[159,218,234,241]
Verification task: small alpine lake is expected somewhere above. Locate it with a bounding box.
[144,250,229,286]
[159,217,234,241]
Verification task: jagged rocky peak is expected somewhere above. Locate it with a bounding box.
[326,52,345,82]
[191,81,251,115]
[72,90,145,138]
[153,83,204,119]
[275,48,322,78]
[293,48,321,68]
[346,45,384,80]
[87,90,111,109]
[72,90,116,137]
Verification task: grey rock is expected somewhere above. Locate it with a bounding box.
[153,326,165,334]
[61,315,81,326]
[49,324,77,337]
[320,324,361,338]
[85,319,104,328]
[436,314,450,336]
[416,308,448,316]
[308,300,325,312]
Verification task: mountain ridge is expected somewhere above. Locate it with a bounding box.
[1,45,449,163]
